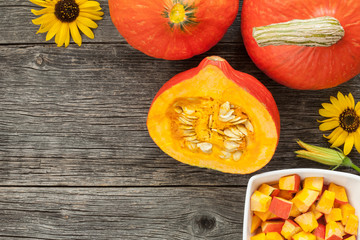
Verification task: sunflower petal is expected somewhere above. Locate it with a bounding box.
[57,23,69,47]
[319,108,338,118]
[321,103,340,114]
[343,133,355,155]
[331,130,348,148]
[337,92,348,111]
[319,120,339,131]
[329,96,342,112]
[79,11,103,20]
[69,21,82,46]
[31,7,54,16]
[324,126,342,140]
[354,130,360,154]
[77,16,98,28]
[76,0,88,5]
[77,21,94,39]
[46,19,62,41]
[30,0,53,7]
[79,1,100,9]
[347,93,355,107]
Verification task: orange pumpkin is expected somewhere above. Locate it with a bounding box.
[108,0,239,60]
[147,56,280,174]
[241,0,360,90]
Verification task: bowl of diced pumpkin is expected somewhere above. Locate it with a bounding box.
[243,168,360,240]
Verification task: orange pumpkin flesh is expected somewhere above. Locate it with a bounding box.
[147,57,280,174]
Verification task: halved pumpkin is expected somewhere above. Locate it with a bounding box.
[147,56,280,174]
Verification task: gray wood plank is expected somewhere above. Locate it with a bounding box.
[0,0,242,45]
[0,187,243,240]
[1,43,360,186]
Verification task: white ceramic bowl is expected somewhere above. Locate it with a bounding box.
[243,168,360,240]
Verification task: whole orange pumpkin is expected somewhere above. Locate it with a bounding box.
[241,0,360,90]
[108,0,239,60]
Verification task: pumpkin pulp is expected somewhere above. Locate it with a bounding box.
[147,57,279,174]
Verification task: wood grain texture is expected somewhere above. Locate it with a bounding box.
[0,187,244,240]
[1,42,360,186]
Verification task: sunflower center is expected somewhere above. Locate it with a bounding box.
[55,0,79,23]
[339,108,360,133]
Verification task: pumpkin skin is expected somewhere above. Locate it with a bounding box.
[147,56,280,174]
[108,0,239,60]
[241,0,360,90]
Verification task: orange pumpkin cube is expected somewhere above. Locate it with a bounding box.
[325,221,343,240]
[316,190,335,215]
[262,221,285,234]
[279,174,300,192]
[254,210,273,222]
[293,231,316,240]
[251,191,272,212]
[281,219,301,239]
[269,197,293,219]
[289,202,302,218]
[345,214,358,236]
[325,208,342,223]
[251,232,266,240]
[258,183,280,197]
[295,212,319,232]
[292,188,319,213]
[344,235,356,240]
[310,204,324,220]
[252,214,262,233]
[341,203,356,225]
[278,190,294,200]
[303,177,324,192]
[266,232,284,240]
[313,224,326,240]
[336,222,345,237]
[328,183,348,205]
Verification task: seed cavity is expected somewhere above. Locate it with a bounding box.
[174,99,254,161]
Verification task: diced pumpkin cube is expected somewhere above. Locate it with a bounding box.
[262,221,285,234]
[295,212,319,233]
[345,214,358,236]
[269,197,293,219]
[279,174,300,192]
[278,190,294,200]
[254,210,273,222]
[328,183,348,205]
[336,222,345,237]
[303,177,324,192]
[252,214,262,233]
[292,188,319,213]
[281,219,301,239]
[251,191,272,212]
[251,232,266,240]
[289,201,302,218]
[344,235,356,240]
[310,204,324,220]
[293,231,316,240]
[325,208,342,223]
[258,183,280,197]
[325,221,343,240]
[341,203,356,225]
[266,232,284,240]
[316,190,335,215]
[268,212,281,220]
[313,224,326,240]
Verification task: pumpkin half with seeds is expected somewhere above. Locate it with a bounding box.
[108,0,239,60]
[147,56,280,174]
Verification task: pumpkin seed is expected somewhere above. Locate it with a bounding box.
[233,151,242,161]
[219,150,231,159]
[174,106,183,114]
[184,135,198,141]
[224,140,240,150]
[224,128,239,138]
[179,116,193,125]
[197,142,213,153]
[236,125,248,136]
[185,141,197,151]
[183,129,196,137]
[219,101,230,116]
[208,114,213,128]
[183,106,195,115]
[245,120,254,132]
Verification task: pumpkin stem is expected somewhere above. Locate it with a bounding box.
[253,16,344,47]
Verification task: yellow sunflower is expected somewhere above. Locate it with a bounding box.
[30,0,104,47]
[318,92,360,155]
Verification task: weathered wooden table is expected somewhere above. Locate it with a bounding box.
[1,1,359,239]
